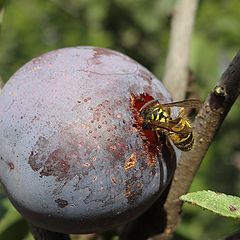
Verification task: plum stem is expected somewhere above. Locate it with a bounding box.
[29,223,71,240]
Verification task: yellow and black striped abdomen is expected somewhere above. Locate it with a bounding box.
[170,131,194,151]
[168,119,194,151]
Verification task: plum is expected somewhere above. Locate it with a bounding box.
[0,47,178,233]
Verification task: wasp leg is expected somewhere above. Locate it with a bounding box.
[149,130,162,148]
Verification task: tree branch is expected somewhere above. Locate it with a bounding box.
[163,0,199,100]
[151,51,240,240]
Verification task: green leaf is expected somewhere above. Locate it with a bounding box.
[0,218,29,240]
[180,190,240,219]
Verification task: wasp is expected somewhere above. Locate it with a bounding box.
[139,99,201,151]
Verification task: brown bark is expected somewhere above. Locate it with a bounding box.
[151,52,240,240]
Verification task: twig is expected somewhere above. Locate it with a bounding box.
[151,52,240,240]
[163,0,199,100]
[0,0,7,33]
[29,224,71,240]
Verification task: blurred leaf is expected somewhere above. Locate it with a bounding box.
[180,190,240,219]
[0,203,7,220]
[0,191,32,239]
[0,189,7,221]
[0,1,4,33]
[0,218,29,240]
[23,232,34,240]
[0,0,7,9]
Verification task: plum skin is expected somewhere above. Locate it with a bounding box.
[0,47,177,233]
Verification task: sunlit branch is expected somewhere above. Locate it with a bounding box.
[163,0,199,100]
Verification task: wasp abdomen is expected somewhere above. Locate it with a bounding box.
[171,132,194,151]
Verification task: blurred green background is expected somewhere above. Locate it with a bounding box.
[0,0,239,239]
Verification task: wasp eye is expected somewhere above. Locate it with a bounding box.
[142,122,150,130]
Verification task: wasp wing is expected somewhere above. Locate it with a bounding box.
[161,99,201,110]
[140,99,201,113]
[163,99,201,120]
[146,119,192,136]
